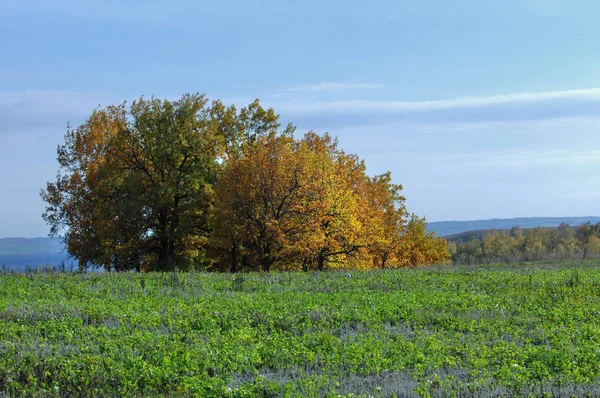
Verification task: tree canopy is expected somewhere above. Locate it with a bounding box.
[42,94,449,272]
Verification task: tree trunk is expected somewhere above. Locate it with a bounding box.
[229,244,238,273]
[158,238,170,270]
[261,256,271,273]
[157,210,171,270]
[381,252,389,269]
[113,253,122,273]
[301,258,311,272]
[317,251,326,271]
[168,239,175,259]
[261,245,272,272]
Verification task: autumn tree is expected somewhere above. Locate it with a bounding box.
[41,103,144,271]
[300,132,374,270]
[364,172,407,268]
[214,132,371,271]
[214,131,449,272]
[41,94,283,271]
[396,215,450,266]
[213,134,319,272]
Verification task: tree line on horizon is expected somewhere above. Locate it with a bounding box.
[449,223,600,265]
[41,94,448,272]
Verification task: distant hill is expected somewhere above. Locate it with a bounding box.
[0,237,75,272]
[427,217,600,237]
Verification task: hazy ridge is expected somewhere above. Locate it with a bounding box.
[427,216,600,237]
[0,237,74,271]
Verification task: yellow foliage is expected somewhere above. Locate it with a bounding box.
[214,132,450,271]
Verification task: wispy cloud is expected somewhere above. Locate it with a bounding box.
[415,116,600,133]
[273,87,600,129]
[279,87,600,112]
[284,82,384,93]
[488,149,600,168]
[415,149,600,171]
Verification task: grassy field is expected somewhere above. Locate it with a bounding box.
[2,261,600,397]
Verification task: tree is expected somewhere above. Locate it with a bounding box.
[364,172,407,269]
[299,132,374,270]
[396,215,450,266]
[575,222,597,259]
[586,236,600,258]
[482,231,513,263]
[214,132,383,272]
[522,228,546,261]
[462,237,482,265]
[213,131,447,272]
[553,223,579,260]
[41,94,283,271]
[41,102,146,271]
[213,134,319,272]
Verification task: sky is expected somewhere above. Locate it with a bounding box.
[1,0,600,238]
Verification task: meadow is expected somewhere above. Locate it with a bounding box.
[2,261,600,397]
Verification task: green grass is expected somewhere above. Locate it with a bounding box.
[3,260,600,397]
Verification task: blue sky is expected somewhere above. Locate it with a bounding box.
[1,0,600,237]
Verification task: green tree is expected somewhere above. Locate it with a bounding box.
[482,231,513,263]
[553,223,579,260]
[462,237,482,265]
[575,222,597,259]
[522,228,546,261]
[586,236,600,258]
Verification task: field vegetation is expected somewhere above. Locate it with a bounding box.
[3,260,600,397]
